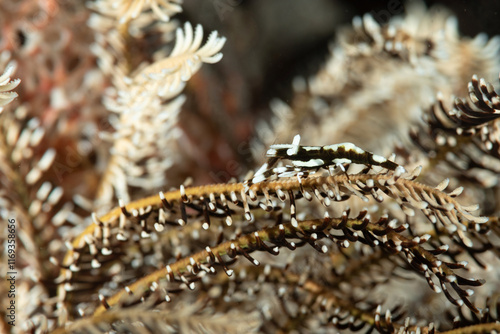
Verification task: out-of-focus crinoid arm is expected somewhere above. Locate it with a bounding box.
[0,59,20,113]
[95,22,226,206]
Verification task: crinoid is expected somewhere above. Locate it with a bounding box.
[1,1,500,333]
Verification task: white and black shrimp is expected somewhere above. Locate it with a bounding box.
[250,135,405,184]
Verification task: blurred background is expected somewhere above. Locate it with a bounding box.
[177,0,500,183]
[2,0,499,188]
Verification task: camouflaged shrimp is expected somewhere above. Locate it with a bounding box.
[250,135,405,184]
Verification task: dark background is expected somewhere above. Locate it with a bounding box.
[181,0,500,112]
[177,0,500,181]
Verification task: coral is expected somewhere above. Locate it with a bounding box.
[1,1,499,333]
